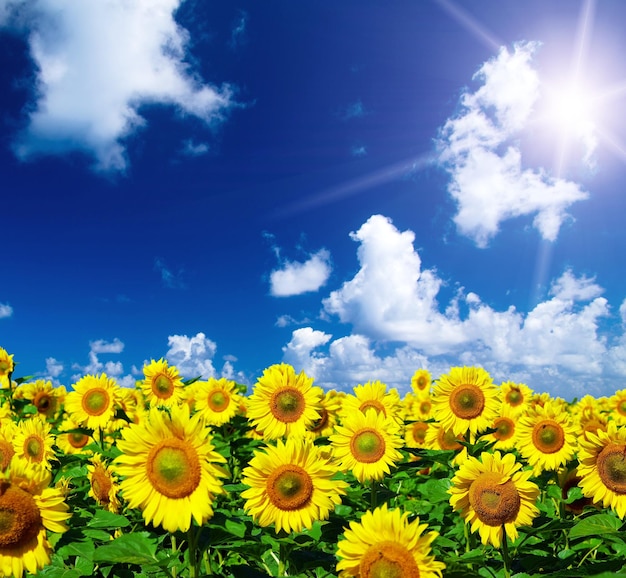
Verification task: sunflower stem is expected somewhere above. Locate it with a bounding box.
[187,526,200,578]
[171,534,177,578]
[370,480,377,509]
[501,526,512,578]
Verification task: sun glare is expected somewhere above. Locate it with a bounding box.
[544,82,595,137]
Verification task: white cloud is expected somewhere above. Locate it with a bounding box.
[3,0,233,171]
[437,41,588,247]
[0,303,12,318]
[45,357,63,378]
[181,140,210,157]
[89,337,124,354]
[341,99,367,120]
[155,258,186,289]
[229,10,248,50]
[71,338,133,384]
[270,249,332,297]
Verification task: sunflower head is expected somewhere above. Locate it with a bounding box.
[12,417,56,470]
[87,454,121,513]
[140,359,186,408]
[0,348,14,378]
[340,381,403,425]
[65,373,121,430]
[411,369,432,393]
[193,377,243,426]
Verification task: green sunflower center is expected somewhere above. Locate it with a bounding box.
[0,361,9,374]
[618,400,626,417]
[34,393,53,413]
[153,375,174,398]
[266,465,313,511]
[147,439,201,499]
[494,417,515,441]
[416,376,428,390]
[418,400,431,416]
[597,443,626,494]
[532,420,565,454]
[69,432,90,449]
[410,422,428,445]
[208,390,229,412]
[351,429,386,463]
[450,385,485,420]
[439,428,463,451]
[469,472,521,527]
[82,388,110,416]
[360,541,421,578]
[506,390,523,406]
[0,484,42,548]
[270,387,305,423]
[25,436,44,462]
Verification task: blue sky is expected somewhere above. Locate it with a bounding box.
[2,0,626,399]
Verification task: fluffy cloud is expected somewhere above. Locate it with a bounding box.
[437,41,588,247]
[71,338,133,384]
[3,0,233,171]
[0,303,12,318]
[270,249,332,297]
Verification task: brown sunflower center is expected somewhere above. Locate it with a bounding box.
[82,388,110,416]
[309,408,329,433]
[438,428,464,451]
[69,432,90,449]
[0,361,9,374]
[207,390,230,412]
[505,390,523,407]
[532,420,565,454]
[0,484,42,548]
[0,441,15,470]
[153,374,174,398]
[493,417,515,441]
[418,400,431,416]
[33,392,54,414]
[359,541,421,578]
[270,387,305,423]
[25,435,44,462]
[469,472,521,527]
[91,464,113,505]
[359,400,387,416]
[416,375,429,391]
[266,464,313,511]
[617,400,626,417]
[449,384,485,419]
[410,422,429,445]
[351,429,386,463]
[597,443,626,494]
[146,438,201,499]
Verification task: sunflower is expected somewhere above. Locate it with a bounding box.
[241,437,347,533]
[404,421,430,449]
[114,404,227,533]
[432,366,501,436]
[140,358,186,408]
[65,373,120,431]
[12,418,56,470]
[246,363,323,440]
[306,389,343,439]
[56,418,95,455]
[449,450,540,548]
[0,422,16,470]
[336,502,445,577]
[411,368,432,393]
[329,408,403,483]
[558,467,594,515]
[499,381,533,416]
[340,381,403,426]
[482,404,518,451]
[404,390,434,422]
[577,422,626,518]
[15,380,66,419]
[0,457,70,577]
[516,401,577,475]
[424,423,469,466]
[608,389,626,425]
[87,454,121,513]
[193,377,243,426]
[0,348,14,389]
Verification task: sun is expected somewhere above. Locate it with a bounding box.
[543,80,595,138]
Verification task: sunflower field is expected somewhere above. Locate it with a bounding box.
[1,345,626,578]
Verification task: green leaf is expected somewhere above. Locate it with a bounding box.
[39,568,83,578]
[92,532,158,566]
[87,509,131,529]
[225,518,247,538]
[569,513,622,539]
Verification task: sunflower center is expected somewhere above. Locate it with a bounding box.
[0,441,15,470]
[617,401,626,417]
[418,400,431,416]
[351,429,386,463]
[25,436,44,462]
[266,464,313,511]
[359,541,421,578]
[69,432,90,449]
[0,484,42,548]
[146,438,201,499]
[309,408,329,433]
[532,420,565,454]
[207,390,230,412]
[34,392,54,413]
[469,472,521,527]
[270,387,305,423]
[0,361,9,374]
[410,422,428,445]
[493,417,515,441]
[416,376,428,391]
[438,428,463,451]
[82,388,110,416]
[597,443,626,494]
[506,390,523,407]
[153,375,174,398]
[450,385,485,419]
[359,400,387,416]
[91,465,113,505]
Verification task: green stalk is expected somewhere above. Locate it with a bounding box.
[187,526,199,578]
[501,526,512,578]
[370,480,377,510]
[171,534,177,578]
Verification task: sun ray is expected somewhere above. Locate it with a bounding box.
[435,0,502,52]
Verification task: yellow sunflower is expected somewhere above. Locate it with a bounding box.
[241,437,347,533]
[87,454,121,513]
[336,502,445,577]
[114,404,227,532]
[340,381,403,426]
[411,368,432,393]
[0,348,14,389]
[482,404,519,451]
[424,423,469,466]
[15,380,65,419]
[608,389,626,425]
[246,363,323,440]
[516,401,577,475]
[432,366,501,436]
[193,377,243,426]
[65,373,120,430]
[329,408,403,483]
[404,421,430,449]
[0,422,16,470]
[499,381,533,416]
[0,456,70,577]
[406,390,434,421]
[56,418,95,455]
[306,389,343,439]
[577,422,626,518]
[12,417,56,470]
[449,450,540,548]
[140,358,186,408]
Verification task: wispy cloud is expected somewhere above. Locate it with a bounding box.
[270,249,332,297]
[229,10,249,51]
[154,258,186,289]
[181,140,210,157]
[0,303,12,319]
[436,42,588,247]
[71,338,134,386]
[340,99,368,120]
[2,0,234,172]
[351,144,367,157]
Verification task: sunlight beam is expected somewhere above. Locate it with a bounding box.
[434,0,502,52]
